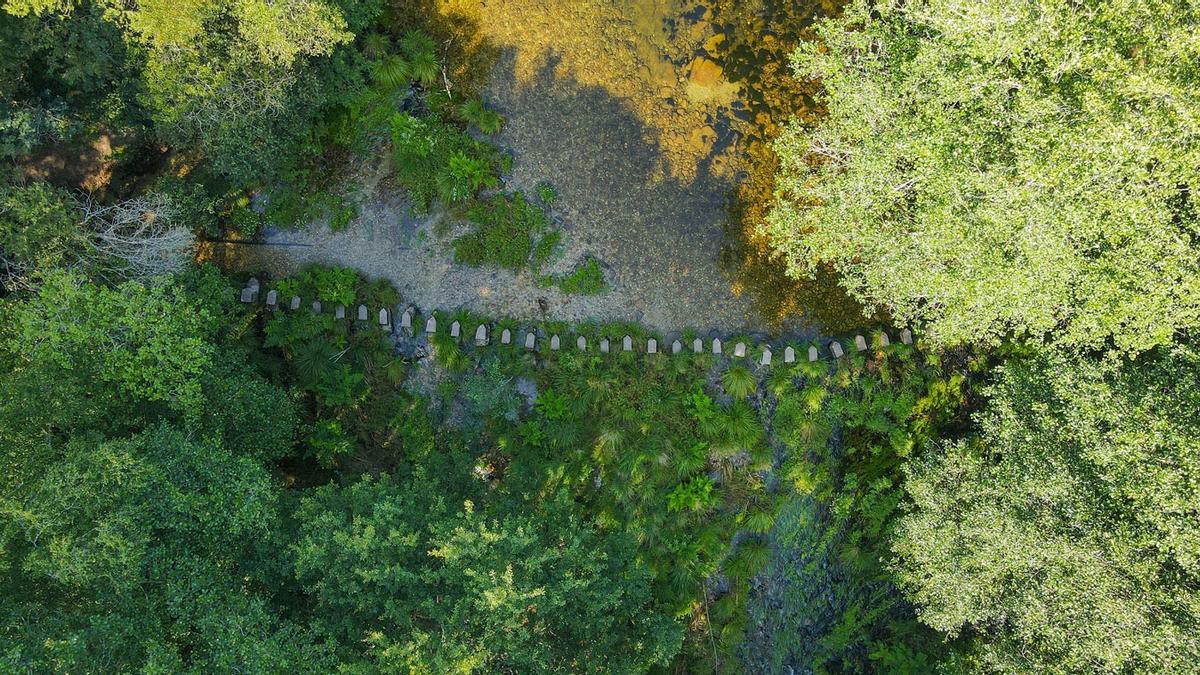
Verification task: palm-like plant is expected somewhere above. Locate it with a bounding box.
[372,55,411,92]
[458,99,505,134]
[722,365,757,399]
[401,30,440,86]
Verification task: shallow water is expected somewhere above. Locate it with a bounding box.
[228,0,870,335]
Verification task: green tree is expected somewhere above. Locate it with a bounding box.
[892,344,1200,672]
[767,0,1200,352]
[292,477,682,672]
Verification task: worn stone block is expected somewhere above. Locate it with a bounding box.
[399,309,412,335]
[357,305,368,321]
[831,341,844,358]
[240,287,256,303]
[879,331,891,347]
[600,338,610,353]
[647,338,657,354]
[761,348,772,366]
[425,316,437,333]
[784,346,795,363]
[335,305,345,319]
[733,342,746,358]
[623,335,633,351]
[808,345,819,362]
[550,335,560,350]
[501,329,512,344]
[451,321,461,339]
[900,329,913,345]
[266,290,278,307]
[577,336,587,351]
[693,338,703,353]
[525,332,536,350]
[378,308,390,327]
[290,296,301,310]
[712,338,722,354]
[247,277,260,292]
[855,335,868,351]
[475,324,487,346]
[311,300,322,313]
[672,340,682,354]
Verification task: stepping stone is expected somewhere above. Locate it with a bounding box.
[900,329,913,345]
[525,332,536,350]
[672,340,682,354]
[550,335,560,350]
[784,346,795,363]
[451,321,461,339]
[475,324,487,346]
[830,341,844,358]
[378,308,390,331]
[600,338,610,353]
[734,342,746,358]
[693,338,703,353]
[761,348,772,366]
[399,309,412,335]
[501,329,512,345]
[712,338,722,354]
[290,296,301,310]
[647,338,657,354]
[808,345,819,362]
[311,300,321,313]
[240,287,256,303]
[855,335,868,351]
[577,336,587,351]
[622,335,633,352]
[425,315,437,333]
[335,305,345,319]
[357,305,368,321]
[879,331,890,347]
[265,290,278,308]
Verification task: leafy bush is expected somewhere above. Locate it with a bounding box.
[722,365,757,399]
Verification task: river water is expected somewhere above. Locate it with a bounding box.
[229,0,872,335]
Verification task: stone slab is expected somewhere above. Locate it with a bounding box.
[623,336,633,352]
[808,345,819,362]
[577,336,587,351]
[290,296,301,310]
[855,335,868,351]
[357,305,368,321]
[600,338,610,353]
[712,338,722,354]
[501,329,511,344]
[425,316,437,333]
[647,338,657,354]
[784,346,795,363]
[693,338,703,353]
[761,348,772,366]
[550,335,560,350]
[672,340,682,354]
[525,332,536,350]
[335,305,345,319]
[475,324,487,346]
[734,342,746,358]
[831,341,844,358]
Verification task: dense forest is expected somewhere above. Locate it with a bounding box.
[1,0,1197,673]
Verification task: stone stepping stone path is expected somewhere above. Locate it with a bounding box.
[239,281,918,368]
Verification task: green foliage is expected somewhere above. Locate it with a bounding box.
[555,256,609,295]
[454,192,554,271]
[768,0,1200,353]
[893,344,1200,672]
[0,182,80,287]
[535,182,558,205]
[721,365,757,399]
[390,111,503,213]
[457,98,504,135]
[292,477,680,671]
[667,476,716,513]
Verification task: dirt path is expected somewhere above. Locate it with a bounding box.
[232,0,818,335]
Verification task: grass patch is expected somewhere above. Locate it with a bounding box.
[556,256,608,295]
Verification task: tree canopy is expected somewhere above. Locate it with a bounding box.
[767,0,1200,352]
